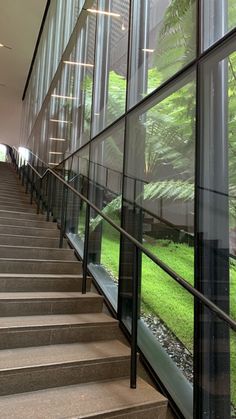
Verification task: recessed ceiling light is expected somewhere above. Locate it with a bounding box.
[63,60,94,67]
[142,48,155,53]
[51,94,78,100]
[48,162,58,165]
[49,151,63,155]
[86,8,120,17]
[0,43,12,50]
[50,119,72,124]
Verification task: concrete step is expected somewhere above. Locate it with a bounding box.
[0,259,81,274]
[0,209,46,221]
[0,274,91,292]
[0,246,75,260]
[0,340,130,395]
[0,378,167,418]
[0,196,32,205]
[0,292,103,316]
[0,191,29,200]
[0,197,31,207]
[0,234,62,248]
[0,224,59,238]
[0,217,57,229]
[0,313,121,349]
[0,205,37,213]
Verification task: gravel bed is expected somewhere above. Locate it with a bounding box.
[141,312,236,417]
[141,312,194,383]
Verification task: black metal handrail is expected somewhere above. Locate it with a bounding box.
[11,148,236,390]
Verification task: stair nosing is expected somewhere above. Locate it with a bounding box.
[0,341,130,373]
[0,313,118,330]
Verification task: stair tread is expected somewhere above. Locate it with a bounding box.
[0,245,73,252]
[0,210,45,218]
[0,224,57,231]
[0,292,101,300]
[0,378,167,418]
[0,218,57,227]
[0,274,82,278]
[0,340,129,371]
[0,312,117,329]
[0,258,78,262]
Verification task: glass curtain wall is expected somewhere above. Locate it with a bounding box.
[20,1,236,418]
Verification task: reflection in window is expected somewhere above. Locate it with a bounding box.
[92,0,130,136]
[120,72,196,384]
[203,0,236,50]
[128,0,196,108]
[88,121,125,309]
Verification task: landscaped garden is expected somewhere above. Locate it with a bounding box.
[97,221,236,406]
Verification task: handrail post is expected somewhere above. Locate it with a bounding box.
[37,178,42,214]
[21,160,25,186]
[25,164,29,194]
[130,246,140,389]
[30,168,34,205]
[47,174,52,222]
[59,185,68,248]
[82,203,90,294]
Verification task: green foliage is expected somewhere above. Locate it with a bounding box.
[154,0,196,82]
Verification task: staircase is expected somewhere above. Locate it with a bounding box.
[0,162,168,418]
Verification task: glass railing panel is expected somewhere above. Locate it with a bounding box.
[195,307,235,418]
[88,216,120,311]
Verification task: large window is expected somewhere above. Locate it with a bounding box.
[20,1,236,418]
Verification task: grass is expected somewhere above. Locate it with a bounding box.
[99,222,236,404]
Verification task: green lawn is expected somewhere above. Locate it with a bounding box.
[98,222,236,404]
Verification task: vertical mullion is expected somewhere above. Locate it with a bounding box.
[193,0,202,416]
[118,0,133,320]
[194,2,231,418]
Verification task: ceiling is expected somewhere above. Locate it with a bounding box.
[0,0,47,147]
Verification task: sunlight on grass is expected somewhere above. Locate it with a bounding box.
[98,222,236,402]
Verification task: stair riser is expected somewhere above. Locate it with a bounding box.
[0,298,103,317]
[0,324,122,349]
[0,260,81,274]
[0,189,29,196]
[0,248,75,260]
[0,202,31,210]
[0,194,30,203]
[0,211,46,221]
[0,358,130,396]
[0,235,61,248]
[0,218,57,229]
[0,206,37,214]
[0,202,32,209]
[91,405,168,419]
[0,226,59,238]
[0,277,91,292]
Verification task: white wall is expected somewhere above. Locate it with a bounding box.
[0,87,22,147]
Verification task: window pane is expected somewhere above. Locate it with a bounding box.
[88,121,125,309]
[128,0,196,108]
[199,45,236,321]
[91,0,130,136]
[203,0,236,50]
[124,71,196,273]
